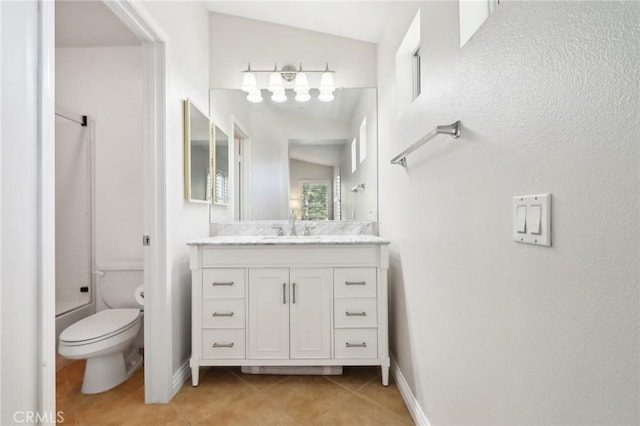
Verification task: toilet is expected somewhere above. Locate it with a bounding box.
[58,272,144,394]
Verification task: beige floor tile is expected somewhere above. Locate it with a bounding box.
[195,392,298,426]
[229,368,290,391]
[357,379,413,421]
[267,376,352,422]
[57,360,412,426]
[325,366,381,391]
[171,370,256,424]
[313,393,413,426]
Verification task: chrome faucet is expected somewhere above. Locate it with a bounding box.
[289,209,297,236]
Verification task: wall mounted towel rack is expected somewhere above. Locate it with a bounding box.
[390,121,461,167]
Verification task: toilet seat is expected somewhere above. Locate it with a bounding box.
[60,308,140,346]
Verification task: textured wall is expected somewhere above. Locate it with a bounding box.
[377,1,639,424]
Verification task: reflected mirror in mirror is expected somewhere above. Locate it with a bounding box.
[213,125,230,205]
[459,0,498,47]
[209,88,378,221]
[184,99,212,203]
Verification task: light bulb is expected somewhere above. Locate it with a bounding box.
[294,72,309,92]
[268,72,284,92]
[241,72,256,93]
[247,89,263,103]
[318,89,334,102]
[271,89,287,103]
[320,71,335,92]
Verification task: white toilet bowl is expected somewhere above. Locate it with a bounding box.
[58,308,143,394]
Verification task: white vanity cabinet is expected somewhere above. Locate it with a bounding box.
[188,238,390,386]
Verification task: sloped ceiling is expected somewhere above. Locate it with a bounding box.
[205,1,391,43]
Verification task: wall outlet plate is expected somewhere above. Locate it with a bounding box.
[512,193,551,247]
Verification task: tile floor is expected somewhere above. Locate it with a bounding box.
[56,361,414,425]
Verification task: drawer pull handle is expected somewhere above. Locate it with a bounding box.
[292,282,296,304]
[345,342,367,348]
[212,281,234,286]
[346,311,367,317]
[345,281,366,286]
[212,342,234,348]
[282,283,287,304]
[212,312,234,317]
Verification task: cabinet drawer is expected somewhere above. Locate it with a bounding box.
[203,269,245,299]
[334,268,376,298]
[334,329,378,359]
[334,298,377,328]
[202,299,245,329]
[202,329,245,359]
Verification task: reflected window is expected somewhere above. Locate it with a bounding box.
[301,181,329,221]
[359,118,367,163]
[351,138,357,173]
[215,171,229,204]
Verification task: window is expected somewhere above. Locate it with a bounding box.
[301,181,329,221]
[395,9,421,115]
[351,138,357,173]
[412,46,421,100]
[359,118,367,163]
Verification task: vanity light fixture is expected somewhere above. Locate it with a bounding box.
[241,62,336,103]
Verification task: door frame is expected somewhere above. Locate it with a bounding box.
[38,0,173,415]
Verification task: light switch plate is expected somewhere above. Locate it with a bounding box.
[513,194,551,247]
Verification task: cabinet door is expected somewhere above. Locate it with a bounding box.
[248,268,289,359]
[290,268,332,359]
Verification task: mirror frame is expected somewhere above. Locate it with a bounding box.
[183,99,213,203]
[212,123,230,206]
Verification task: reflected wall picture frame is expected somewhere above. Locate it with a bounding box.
[184,99,213,203]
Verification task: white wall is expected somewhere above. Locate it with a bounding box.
[1,0,40,422]
[378,2,639,424]
[340,89,378,221]
[139,0,211,379]
[209,13,377,90]
[56,47,144,272]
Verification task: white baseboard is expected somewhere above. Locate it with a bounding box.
[171,360,191,398]
[391,359,430,426]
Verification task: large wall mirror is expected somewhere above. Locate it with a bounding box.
[184,99,212,203]
[213,125,230,205]
[209,88,378,222]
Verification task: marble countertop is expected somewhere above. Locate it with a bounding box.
[187,234,390,246]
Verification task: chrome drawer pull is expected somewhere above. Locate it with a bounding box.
[345,342,367,348]
[212,281,234,286]
[212,312,234,317]
[212,342,234,348]
[345,281,366,286]
[282,283,287,304]
[292,282,296,304]
[346,311,367,317]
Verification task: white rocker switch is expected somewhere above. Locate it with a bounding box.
[528,205,542,235]
[516,205,527,233]
[513,194,551,247]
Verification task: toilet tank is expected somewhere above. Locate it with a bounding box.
[97,268,143,311]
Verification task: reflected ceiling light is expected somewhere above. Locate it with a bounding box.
[241,62,336,103]
[271,89,287,103]
[318,90,334,102]
[246,89,263,103]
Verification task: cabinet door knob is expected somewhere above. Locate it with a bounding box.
[345,342,367,348]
